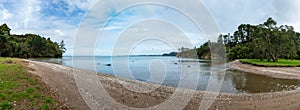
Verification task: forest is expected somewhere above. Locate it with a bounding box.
[0,24,66,58]
[177,18,300,62]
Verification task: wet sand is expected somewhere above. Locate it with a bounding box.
[228,60,300,80]
[24,59,300,110]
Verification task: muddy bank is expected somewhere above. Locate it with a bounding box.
[228,60,300,80]
[24,59,300,110]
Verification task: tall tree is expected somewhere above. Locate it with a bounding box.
[59,40,66,54]
[223,17,300,62]
[0,24,11,35]
[0,23,64,58]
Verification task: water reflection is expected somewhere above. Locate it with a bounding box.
[230,70,300,93]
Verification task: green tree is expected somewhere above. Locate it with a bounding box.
[223,17,300,62]
[0,35,8,56]
[59,40,66,54]
[177,17,300,61]
[258,18,297,62]
[0,23,64,58]
[0,24,11,35]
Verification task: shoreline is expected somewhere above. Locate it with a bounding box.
[24,59,300,110]
[228,60,300,80]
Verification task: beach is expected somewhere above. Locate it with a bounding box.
[24,59,300,110]
[228,60,300,80]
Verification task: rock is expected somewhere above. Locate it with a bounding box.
[105,64,111,66]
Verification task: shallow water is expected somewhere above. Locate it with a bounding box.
[30,56,300,93]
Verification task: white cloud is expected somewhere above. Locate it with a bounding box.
[55,30,65,36]
[2,0,300,56]
[271,0,300,31]
[0,0,88,56]
[22,0,41,28]
[67,0,98,10]
[1,9,12,20]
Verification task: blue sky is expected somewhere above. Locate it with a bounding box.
[0,0,299,56]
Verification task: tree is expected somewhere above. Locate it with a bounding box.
[0,35,8,56]
[177,17,300,61]
[223,17,300,62]
[0,23,64,58]
[59,40,66,54]
[0,24,11,35]
[258,18,297,62]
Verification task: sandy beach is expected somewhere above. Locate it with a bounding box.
[24,59,300,110]
[228,60,300,80]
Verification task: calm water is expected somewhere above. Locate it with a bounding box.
[31,56,300,93]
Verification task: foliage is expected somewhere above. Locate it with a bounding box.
[162,52,177,56]
[176,47,198,59]
[177,40,225,59]
[177,17,300,62]
[240,59,300,67]
[0,23,10,35]
[223,18,300,62]
[0,24,65,58]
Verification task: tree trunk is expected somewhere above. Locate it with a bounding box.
[267,55,271,62]
[268,50,277,62]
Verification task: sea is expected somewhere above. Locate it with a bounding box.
[30,56,300,93]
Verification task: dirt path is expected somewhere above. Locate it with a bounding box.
[228,60,300,79]
[25,60,90,110]
[24,59,300,110]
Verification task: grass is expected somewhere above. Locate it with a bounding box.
[0,57,59,110]
[240,59,300,67]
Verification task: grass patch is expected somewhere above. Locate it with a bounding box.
[40,104,49,110]
[240,59,300,67]
[1,102,12,110]
[0,57,59,109]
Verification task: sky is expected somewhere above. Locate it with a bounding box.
[0,0,299,56]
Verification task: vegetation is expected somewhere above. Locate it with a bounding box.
[177,38,225,59]
[162,52,177,56]
[222,18,300,62]
[0,58,59,109]
[178,18,300,63]
[0,23,66,58]
[240,59,300,67]
[177,43,209,59]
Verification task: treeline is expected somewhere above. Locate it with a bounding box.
[177,18,300,62]
[177,43,210,59]
[162,52,178,56]
[0,24,66,58]
[176,39,224,59]
[222,18,300,62]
